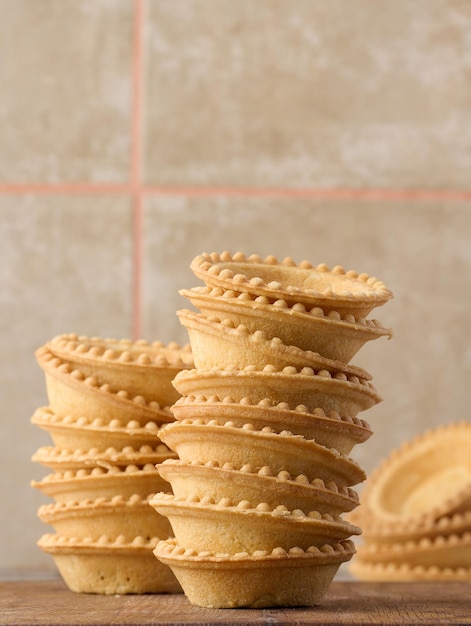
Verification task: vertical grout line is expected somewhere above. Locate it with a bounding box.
[131,0,145,340]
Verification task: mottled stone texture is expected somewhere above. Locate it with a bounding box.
[1,0,471,577]
[144,0,471,187]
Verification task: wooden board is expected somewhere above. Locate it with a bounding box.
[1,580,471,625]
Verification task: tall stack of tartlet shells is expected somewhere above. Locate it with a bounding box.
[151,251,393,608]
[31,333,193,594]
[349,422,471,582]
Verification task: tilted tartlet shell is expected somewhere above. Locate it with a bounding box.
[171,395,372,455]
[37,494,173,541]
[155,538,355,608]
[349,559,471,583]
[47,333,193,404]
[353,532,471,569]
[177,308,371,379]
[157,459,359,516]
[31,464,170,503]
[190,252,393,317]
[150,493,361,554]
[36,347,175,425]
[180,285,391,363]
[31,406,164,451]
[159,419,366,487]
[38,534,182,594]
[32,443,175,471]
[358,422,471,529]
[172,365,381,417]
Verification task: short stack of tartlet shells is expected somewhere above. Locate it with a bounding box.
[151,251,393,608]
[349,422,471,582]
[31,333,193,594]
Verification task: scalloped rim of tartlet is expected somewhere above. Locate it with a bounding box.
[31,406,165,438]
[190,251,393,315]
[351,510,471,544]
[32,443,176,469]
[36,346,175,419]
[180,285,392,336]
[38,532,160,554]
[156,536,356,564]
[38,493,155,517]
[349,559,471,582]
[155,538,355,607]
[157,458,359,513]
[172,365,381,416]
[177,308,372,380]
[158,418,366,487]
[358,422,471,529]
[31,463,166,499]
[48,333,193,369]
[172,395,372,446]
[150,492,361,536]
[355,531,471,567]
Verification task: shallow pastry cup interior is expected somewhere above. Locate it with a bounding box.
[190,252,393,317]
[362,423,471,525]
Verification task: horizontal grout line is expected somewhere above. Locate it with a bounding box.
[1,182,471,202]
[141,186,471,201]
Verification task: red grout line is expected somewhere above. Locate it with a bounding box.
[130,0,145,340]
[132,193,143,340]
[1,182,471,202]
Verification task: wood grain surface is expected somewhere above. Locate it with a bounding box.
[2,580,471,625]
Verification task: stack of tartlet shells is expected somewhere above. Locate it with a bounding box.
[31,333,193,594]
[349,422,471,582]
[150,251,393,608]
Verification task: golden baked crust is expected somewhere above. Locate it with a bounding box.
[31,463,169,502]
[357,422,471,530]
[31,406,165,451]
[155,538,355,608]
[31,443,174,470]
[158,418,366,487]
[172,365,381,417]
[36,347,174,426]
[47,333,193,404]
[180,285,391,363]
[177,308,372,378]
[349,559,471,582]
[352,532,471,569]
[351,511,471,545]
[190,252,393,317]
[171,395,372,455]
[38,534,182,594]
[157,459,359,516]
[37,494,173,541]
[150,493,361,554]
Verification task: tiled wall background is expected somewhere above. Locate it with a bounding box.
[1,0,470,579]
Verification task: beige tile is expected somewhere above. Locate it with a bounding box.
[0,0,133,182]
[142,195,471,479]
[0,195,133,575]
[144,0,471,188]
